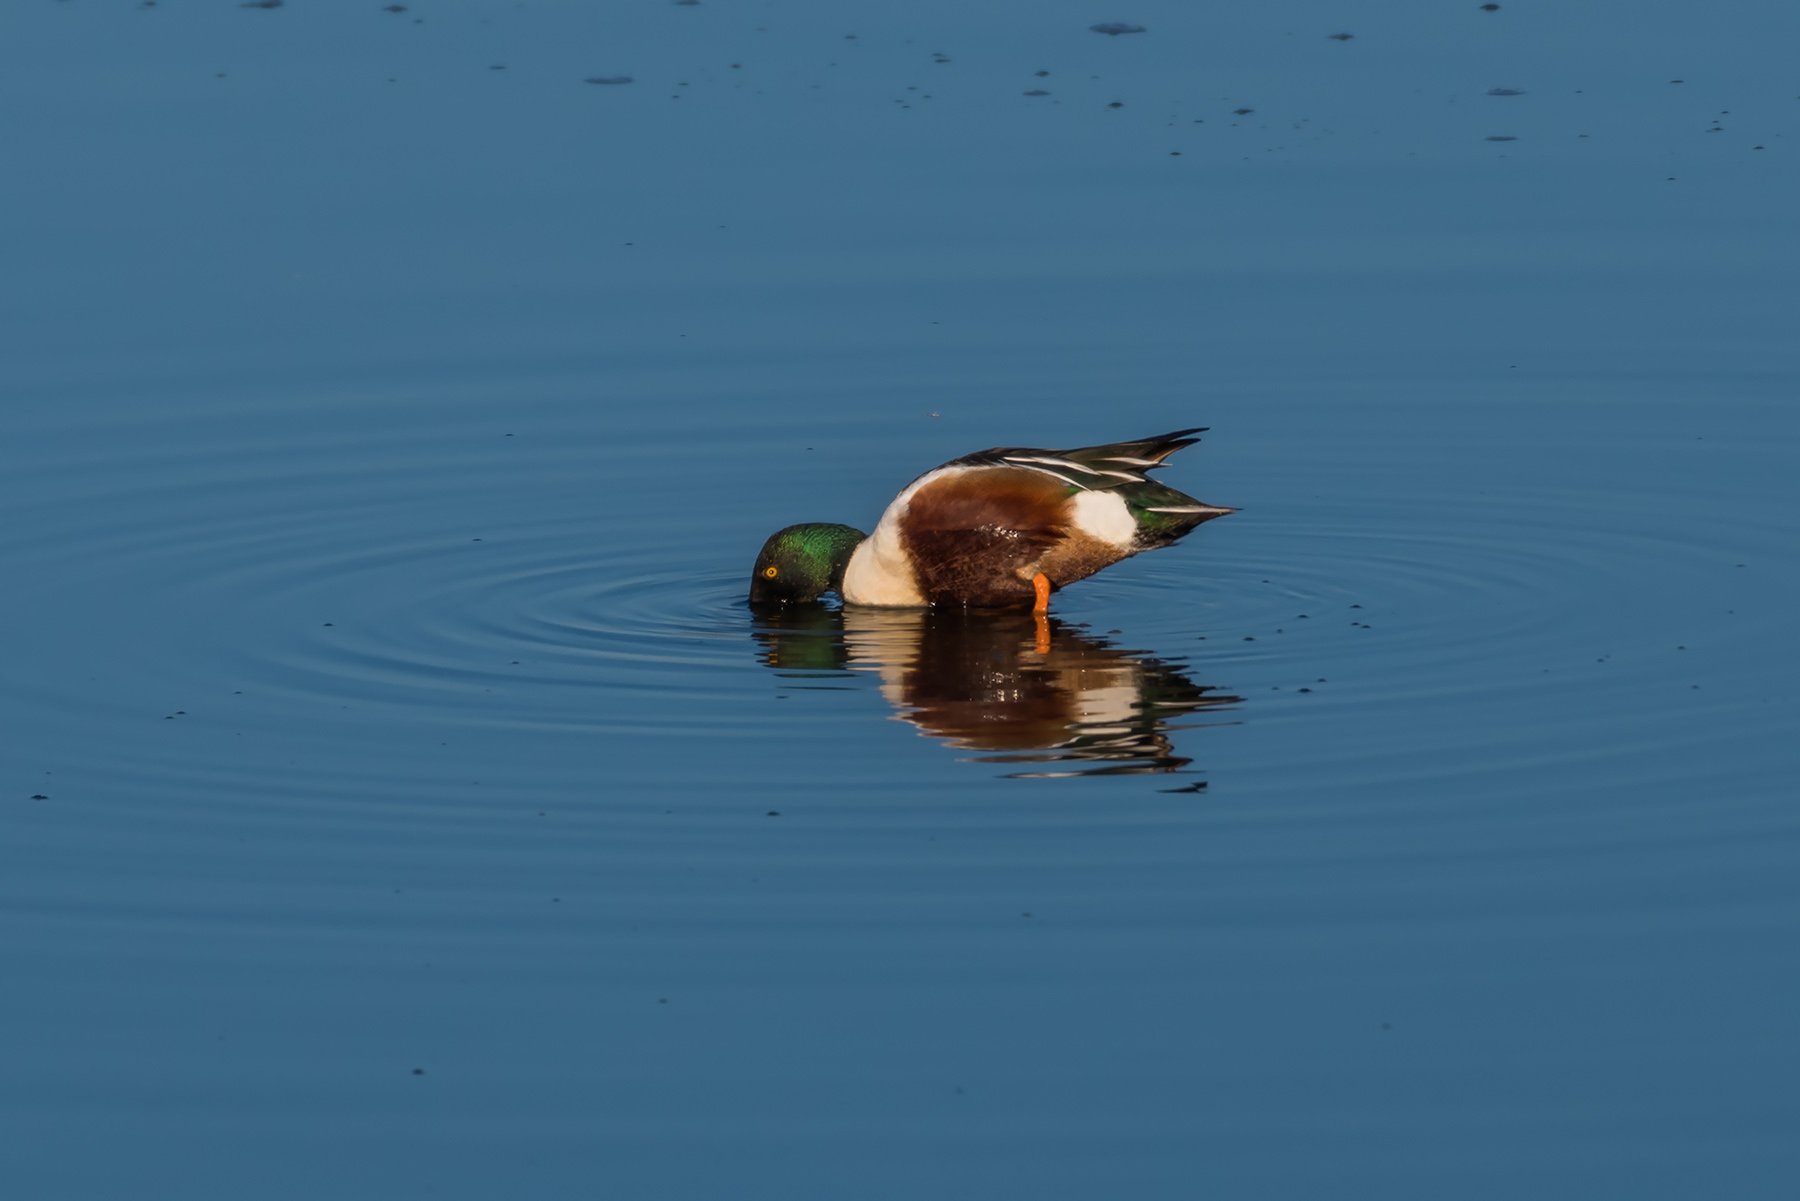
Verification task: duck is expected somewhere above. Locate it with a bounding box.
[749,428,1233,610]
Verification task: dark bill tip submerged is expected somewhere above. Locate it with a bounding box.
[748,522,866,605]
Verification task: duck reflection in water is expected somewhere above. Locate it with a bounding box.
[751,606,1239,778]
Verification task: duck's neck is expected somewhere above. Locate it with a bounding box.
[808,523,865,592]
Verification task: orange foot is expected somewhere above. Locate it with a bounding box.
[1031,573,1052,655]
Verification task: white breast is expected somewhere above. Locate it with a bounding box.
[839,465,978,606]
[842,537,924,605]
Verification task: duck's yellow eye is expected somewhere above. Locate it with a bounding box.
[763,566,778,578]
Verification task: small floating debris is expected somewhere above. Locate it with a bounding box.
[1090,23,1146,36]
[584,76,635,85]
[1485,135,1518,141]
[1486,87,1526,96]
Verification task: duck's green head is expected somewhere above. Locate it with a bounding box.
[749,523,865,605]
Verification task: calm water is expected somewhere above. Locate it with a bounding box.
[3,2,1798,1197]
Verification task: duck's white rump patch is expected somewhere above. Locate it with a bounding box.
[1067,489,1136,549]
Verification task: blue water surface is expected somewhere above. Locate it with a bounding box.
[2,2,1797,1197]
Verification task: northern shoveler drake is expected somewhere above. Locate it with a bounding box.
[749,428,1233,611]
